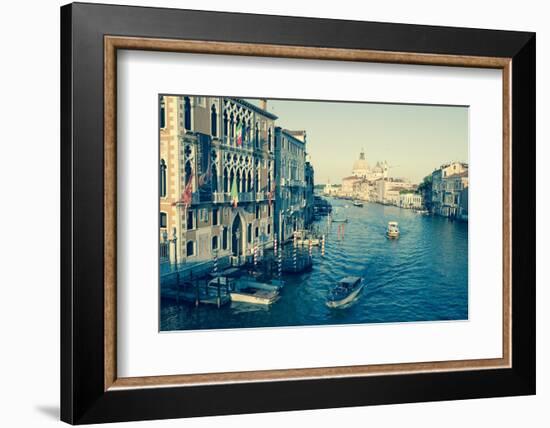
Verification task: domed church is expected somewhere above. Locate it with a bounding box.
[352,149,370,178]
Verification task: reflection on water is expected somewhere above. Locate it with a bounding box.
[161,198,468,331]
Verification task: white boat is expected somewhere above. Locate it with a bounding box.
[386,221,400,239]
[294,229,321,246]
[326,276,364,308]
[352,200,364,207]
[230,277,280,305]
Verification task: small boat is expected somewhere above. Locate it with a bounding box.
[230,277,280,305]
[326,276,364,308]
[331,217,348,223]
[352,200,364,207]
[294,229,321,246]
[386,221,400,239]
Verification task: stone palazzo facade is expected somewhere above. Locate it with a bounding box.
[159,96,277,266]
[159,96,313,267]
[431,161,469,220]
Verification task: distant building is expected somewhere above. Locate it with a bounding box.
[159,95,276,266]
[341,175,361,196]
[374,178,416,204]
[274,128,308,241]
[399,192,424,209]
[352,149,370,177]
[323,179,336,196]
[431,162,469,219]
[304,161,315,226]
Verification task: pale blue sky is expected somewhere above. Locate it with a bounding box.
[247,98,468,184]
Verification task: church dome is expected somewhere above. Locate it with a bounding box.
[352,150,369,176]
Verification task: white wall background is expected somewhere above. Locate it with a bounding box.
[0,0,546,427]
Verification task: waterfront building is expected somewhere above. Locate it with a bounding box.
[323,179,336,196]
[304,160,315,226]
[274,128,308,241]
[159,95,276,267]
[340,175,361,196]
[399,192,424,209]
[374,178,416,204]
[431,162,469,219]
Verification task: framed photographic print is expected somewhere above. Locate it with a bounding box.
[60,2,536,424]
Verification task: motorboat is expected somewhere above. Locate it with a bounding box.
[294,229,321,246]
[326,276,364,308]
[386,221,400,239]
[331,217,348,223]
[230,277,280,305]
[352,200,364,207]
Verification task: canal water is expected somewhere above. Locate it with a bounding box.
[160,198,468,331]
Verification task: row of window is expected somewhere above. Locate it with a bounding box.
[160,207,271,232]
[160,96,274,151]
[184,223,271,258]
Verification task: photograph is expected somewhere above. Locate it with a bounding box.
[159,95,469,331]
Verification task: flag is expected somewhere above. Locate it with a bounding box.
[178,174,194,208]
[236,122,243,146]
[198,156,211,187]
[268,183,275,207]
[230,175,239,208]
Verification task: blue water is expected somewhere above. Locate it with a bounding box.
[160,198,468,331]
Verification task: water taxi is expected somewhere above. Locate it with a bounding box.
[326,276,364,308]
[352,200,364,207]
[386,221,400,239]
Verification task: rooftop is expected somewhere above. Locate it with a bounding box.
[232,98,278,120]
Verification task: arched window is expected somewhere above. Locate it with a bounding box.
[223,167,229,192]
[236,170,241,193]
[255,122,259,148]
[222,227,228,250]
[230,113,234,139]
[160,96,166,128]
[184,160,193,187]
[223,111,228,137]
[186,241,194,256]
[268,127,272,151]
[212,236,219,251]
[159,159,167,197]
[211,104,218,137]
[184,97,191,130]
[229,169,235,192]
[247,170,252,192]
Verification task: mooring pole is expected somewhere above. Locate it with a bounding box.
[293,231,297,272]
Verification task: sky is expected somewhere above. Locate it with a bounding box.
[246,98,468,184]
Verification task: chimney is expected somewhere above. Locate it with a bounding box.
[259,98,267,111]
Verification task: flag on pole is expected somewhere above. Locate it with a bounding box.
[230,176,239,208]
[236,122,243,146]
[198,156,211,187]
[181,174,194,209]
[268,183,275,207]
